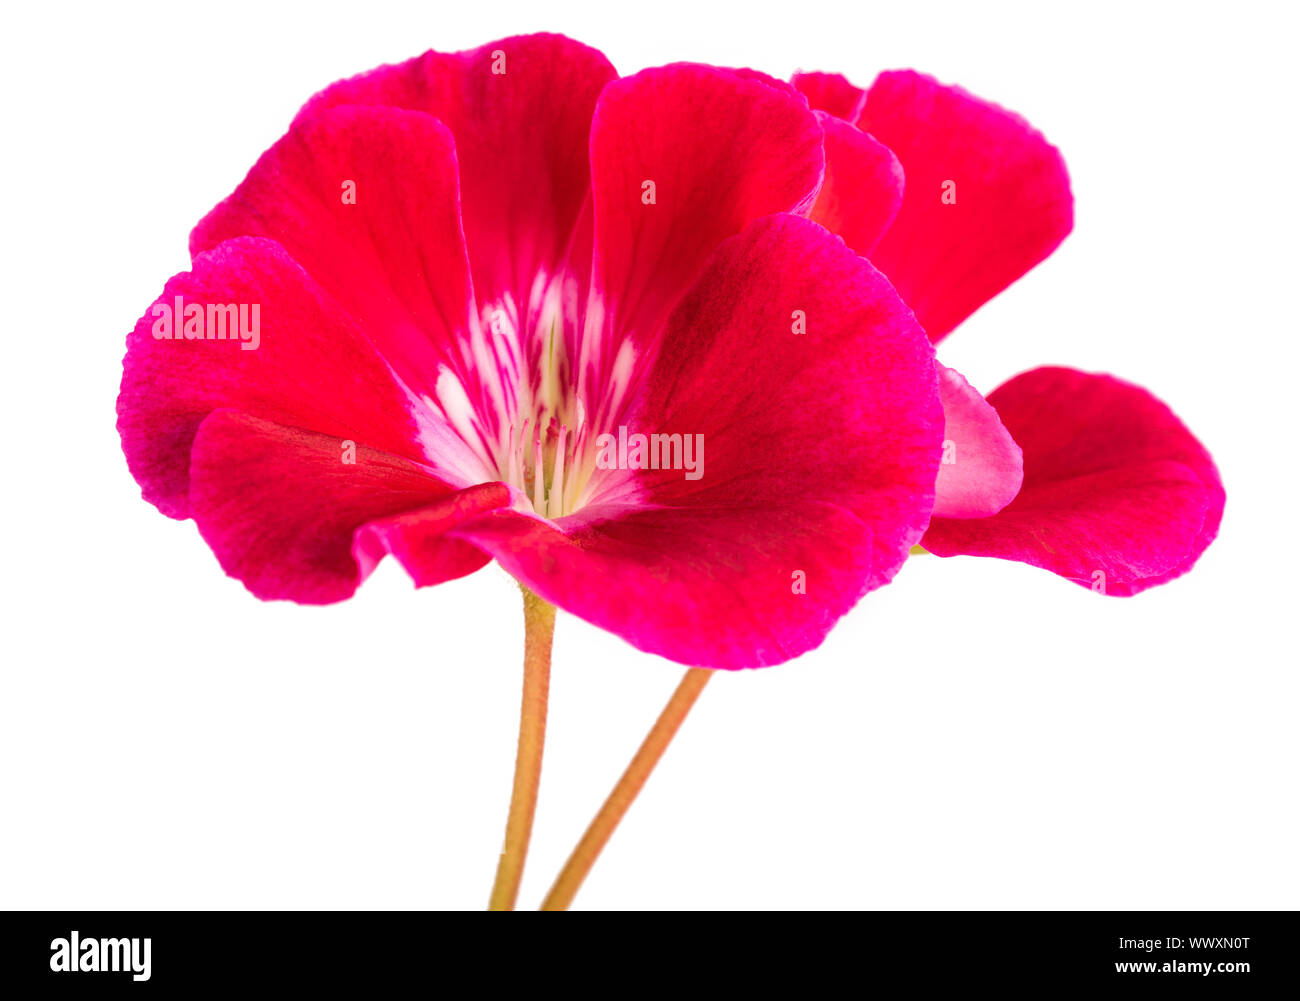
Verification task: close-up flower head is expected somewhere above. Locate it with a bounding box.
[119,35,945,670]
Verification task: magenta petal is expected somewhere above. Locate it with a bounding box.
[857,70,1074,343]
[629,214,941,580]
[582,62,824,399]
[808,111,904,257]
[922,367,1224,594]
[116,238,466,520]
[792,71,865,119]
[191,106,475,396]
[455,214,942,669]
[189,411,508,603]
[933,364,1023,518]
[354,482,515,589]
[297,33,616,324]
[450,504,877,670]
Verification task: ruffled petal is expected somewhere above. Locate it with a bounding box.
[448,503,878,670]
[922,367,1224,594]
[189,412,508,603]
[191,106,475,398]
[297,33,616,330]
[117,237,488,520]
[792,71,864,119]
[354,482,515,590]
[857,70,1073,343]
[579,63,824,427]
[933,364,1023,518]
[452,214,942,669]
[808,111,904,257]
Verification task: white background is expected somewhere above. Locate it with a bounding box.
[2,0,1296,910]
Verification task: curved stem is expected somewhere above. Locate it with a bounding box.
[541,667,713,911]
[488,586,556,910]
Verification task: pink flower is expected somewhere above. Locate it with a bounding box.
[794,69,1224,594]
[117,35,945,668]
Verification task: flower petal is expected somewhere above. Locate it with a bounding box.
[297,33,616,327]
[579,63,824,425]
[857,70,1073,343]
[188,411,508,603]
[792,71,865,119]
[448,504,879,670]
[922,367,1224,594]
[933,363,1023,518]
[808,111,904,257]
[117,237,487,520]
[354,482,516,589]
[191,106,475,398]
[453,214,942,669]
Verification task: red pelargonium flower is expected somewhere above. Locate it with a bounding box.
[117,34,945,669]
[793,69,1223,594]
